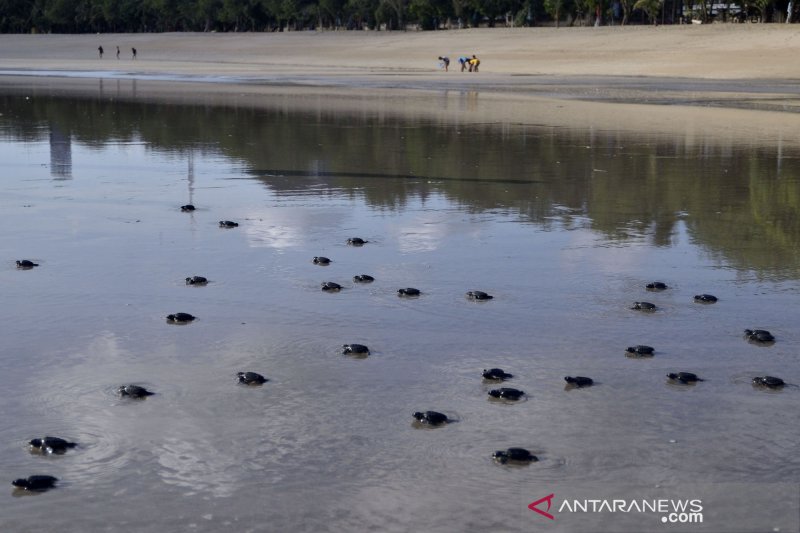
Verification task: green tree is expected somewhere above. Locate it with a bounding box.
[378,0,407,28]
[751,0,773,20]
[344,0,378,28]
[0,0,35,32]
[186,0,222,30]
[220,0,259,30]
[42,0,75,31]
[543,0,572,25]
[99,0,144,31]
[633,0,661,22]
[409,0,451,28]
[318,0,347,27]
[617,0,635,23]
[467,0,519,26]
[450,0,469,23]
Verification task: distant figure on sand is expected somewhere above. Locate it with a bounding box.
[132,47,137,60]
[98,46,103,59]
[458,56,470,72]
[469,55,480,72]
[116,46,120,59]
[438,56,450,71]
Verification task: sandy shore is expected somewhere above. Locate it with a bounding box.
[1,27,799,143]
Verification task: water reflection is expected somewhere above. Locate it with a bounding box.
[0,88,799,530]
[2,90,799,278]
[395,205,451,254]
[48,125,71,179]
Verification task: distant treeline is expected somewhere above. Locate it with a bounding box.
[0,0,795,33]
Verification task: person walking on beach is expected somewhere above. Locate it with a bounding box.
[458,56,470,72]
[131,47,137,60]
[438,56,450,71]
[116,46,120,59]
[469,55,480,72]
[98,46,103,59]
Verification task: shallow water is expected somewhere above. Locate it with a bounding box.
[1,87,799,533]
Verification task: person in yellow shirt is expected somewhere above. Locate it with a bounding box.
[468,55,480,72]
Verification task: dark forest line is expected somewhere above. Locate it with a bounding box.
[0,0,796,35]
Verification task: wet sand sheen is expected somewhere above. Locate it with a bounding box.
[1,26,800,145]
[0,91,798,532]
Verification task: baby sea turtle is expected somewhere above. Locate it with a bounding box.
[398,288,421,297]
[412,411,450,426]
[237,372,267,385]
[167,313,196,323]
[219,220,238,228]
[118,385,154,398]
[694,294,718,303]
[626,345,655,356]
[467,291,493,300]
[488,388,525,401]
[180,204,195,212]
[16,260,38,269]
[483,368,513,381]
[744,329,775,343]
[564,376,594,387]
[347,237,368,246]
[12,475,58,492]
[313,256,331,265]
[342,344,370,355]
[492,448,538,464]
[752,376,785,389]
[646,282,668,291]
[631,301,656,311]
[321,281,342,292]
[667,372,704,384]
[185,276,208,285]
[29,437,77,455]
[353,274,374,283]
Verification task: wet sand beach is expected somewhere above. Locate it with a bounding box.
[1,26,800,533]
[1,26,800,142]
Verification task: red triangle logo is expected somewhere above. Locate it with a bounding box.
[528,493,555,520]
